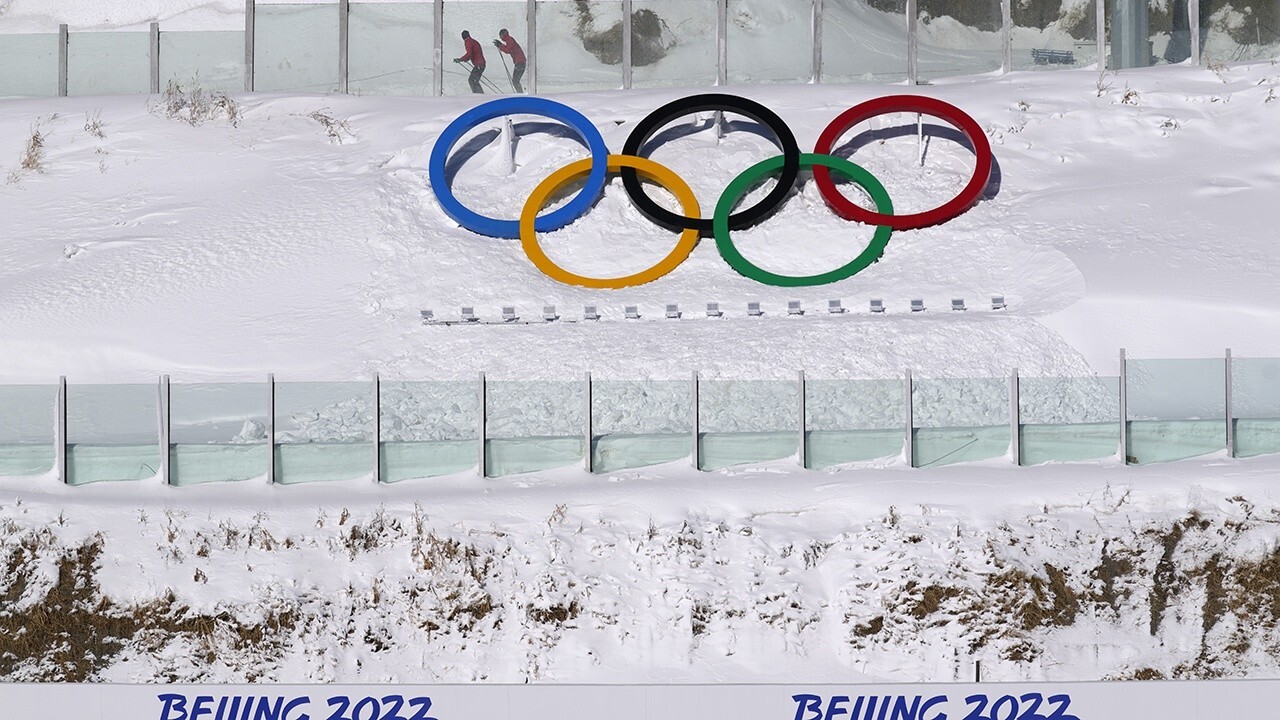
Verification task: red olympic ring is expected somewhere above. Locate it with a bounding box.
[811,95,993,231]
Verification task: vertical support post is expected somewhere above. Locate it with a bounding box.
[906,0,918,85]
[798,370,807,469]
[159,375,171,485]
[338,0,349,94]
[266,373,275,484]
[244,0,255,93]
[1119,349,1129,465]
[1096,0,1106,73]
[502,118,516,174]
[1225,348,1234,458]
[905,369,915,468]
[150,23,161,94]
[526,0,537,94]
[478,371,487,477]
[692,370,700,470]
[1000,0,1012,74]
[716,0,728,86]
[58,24,69,97]
[372,373,381,483]
[1190,0,1201,65]
[917,113,924,166]
[1010,368,1020,466]
[622,0,633,89]
[56,376,67,484]
[584,372,593,473]
[433,0,444,96]
[811,0,823,83]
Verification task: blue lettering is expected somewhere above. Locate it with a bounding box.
[193,696,215,720]
[877,695,891,720]
[824,696,851,720]
[849,697,866,720]
[864,696,878,720]
[793,694,824,720]
[920,695,948,720]
[254,697,284,720]
[283,696,310,720]
[159,694,189,720]
[891,696,922,720]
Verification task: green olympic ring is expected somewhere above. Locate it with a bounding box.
[713,153,894,288]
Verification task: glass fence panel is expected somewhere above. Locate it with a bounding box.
[67,384,159,485]
[159,30,246,93]
[1011,0,1099,71]
[699,380,798,470]
[170,383,268,486]
[727,0,812,85]
[0,33,59,97]
[915,0,1003,81]
[536,0,624,93]
[1105,0,1185,69]
[912,377,1009,467]
[0,385,57,477]
[1202,0,1280,65]
[379,380,479,482]
[255,3,340,93]
[822,0,908,83]
[349,2,434,95]
[1127,358,1226,464]
[274,381,373,483]
[486,380,584,475]
[441,1,527,95]
[67,32,150,95]
[1233,357,1280,458]
[1018,376,1119,464]
[805,378,905,469]
[592,379,691,473]
[630,0,717,88]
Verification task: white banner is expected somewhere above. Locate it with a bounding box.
[0,681,1276,720]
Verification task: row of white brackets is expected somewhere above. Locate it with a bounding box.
[423,296,1008,325]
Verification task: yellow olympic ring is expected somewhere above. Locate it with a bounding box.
[520,154,701,289]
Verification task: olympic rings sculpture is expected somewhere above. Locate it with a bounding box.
[427,93,993,288]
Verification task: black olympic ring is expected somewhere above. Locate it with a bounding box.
[620,93,801,238]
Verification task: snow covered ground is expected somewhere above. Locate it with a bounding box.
[2,12,1280,682]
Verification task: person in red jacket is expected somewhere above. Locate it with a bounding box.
[492,29,527,93]
[453,30,486,93]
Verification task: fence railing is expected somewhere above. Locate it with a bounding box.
[1,350,1277,486]
[2,1,1276,100]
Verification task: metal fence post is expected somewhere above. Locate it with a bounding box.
[478,371,487,477]
[159,375,171,485]
[266,373,275,484]
[526,0,537,94]
[793,366,803,468]
[244,0,255,92]
[56,376,67,484]
[433,0,444,96]
[906,0,918,84]
[58,25,68,97]
[622,0,633,90]
[1119,349,1128,464]
[150,23,161,94]
[1096,0,1106,73]
[1010,367,1020,465]
[372,373,381,483]
[811,0,823,83]
[1000,0,1012,74]
[716,0,728,86]
[584,371,593,472]
[905,369,915,467]
[1226,348,1234,458]
[338,0,349,94]
[1189,0,1201,65]
[692,370,700,470]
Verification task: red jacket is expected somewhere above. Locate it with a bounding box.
[457,36,485,67]
[496,35,526,65]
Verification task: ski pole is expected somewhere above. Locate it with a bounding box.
[498,51,515,92]
[460,60,504,94]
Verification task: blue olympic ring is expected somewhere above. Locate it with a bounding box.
[428,96,610,239]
